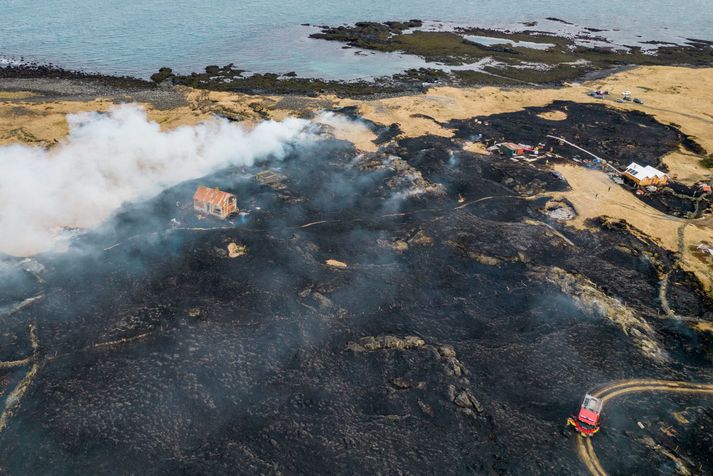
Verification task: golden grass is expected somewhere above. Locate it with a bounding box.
[0,90,36,99]
[336,66,713,182]
[2,65,712,289]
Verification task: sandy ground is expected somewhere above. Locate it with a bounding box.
[550,163,713,292]
[660,148,712,185]
[463,142,491,155]
[336,66,713,184]
[682,215,713,294]
[0,86,377,149]
[550,164,683,250]
[0,91,36,100]
[537,110,568,121]
[2,65,711,168]
[335,65,713,290]
[0,97,213,147]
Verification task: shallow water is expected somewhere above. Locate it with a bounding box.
[463,35,555,50]
[1,0,711,78]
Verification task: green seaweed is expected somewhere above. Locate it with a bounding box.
[150,21,713,97]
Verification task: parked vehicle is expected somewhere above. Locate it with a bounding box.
[567,394,603,436]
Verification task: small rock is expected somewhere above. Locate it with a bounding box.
[450,361,462,377]
[346,342,365,353]
[383,335,403,349]
[403,335,425,348]
[544,200,576,221]
[325,259,348,269]
[227,242,247,258]
[461,408,475,418]
[447,384,457,402]
[454,391,472,408]
[312,292,334,308]
[352,335,425,352]
[438,345,456,358]
[391,378,410,389]
[467,390,484,413]
[394,240,409,251]
[360,336,379,351]
[418,399,434,416]
[409,230,434,246]
[468,252,501,266]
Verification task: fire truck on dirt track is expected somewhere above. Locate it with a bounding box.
[567,394,603,436]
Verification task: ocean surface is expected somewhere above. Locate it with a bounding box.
[1,0,712,79]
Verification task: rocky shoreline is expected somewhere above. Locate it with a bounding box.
[308,21,713,86]
[0,62,152,89]
[3,20,711,98]
[0,64,188,110]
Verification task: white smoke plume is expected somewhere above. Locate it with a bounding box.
[315,111,377,151]
[0,104,318,256]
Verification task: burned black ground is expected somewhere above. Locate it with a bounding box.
[447,101,712,218]
[1,106,712,474]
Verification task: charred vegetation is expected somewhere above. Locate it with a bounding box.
[1,103,711,473]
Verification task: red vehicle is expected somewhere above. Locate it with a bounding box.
[567,394,603,436]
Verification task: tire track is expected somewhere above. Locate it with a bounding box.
[576,379,713,476]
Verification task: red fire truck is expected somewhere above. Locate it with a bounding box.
[567,394,603,436]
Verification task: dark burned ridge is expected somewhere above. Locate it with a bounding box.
[1,102,712,474]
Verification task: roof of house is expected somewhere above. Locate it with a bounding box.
[500,142,534,150]
[623,162,667,181]
[193,185,236,207]
[500,142,522,150]
[255,169,286,184]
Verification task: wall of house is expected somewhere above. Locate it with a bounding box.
[194,198,236,218]
[622,174,668,187]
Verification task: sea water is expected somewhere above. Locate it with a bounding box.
[1,0,711,79]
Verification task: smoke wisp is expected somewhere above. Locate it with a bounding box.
[0,104,318,256]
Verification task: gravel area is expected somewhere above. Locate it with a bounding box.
[0,76,187,109]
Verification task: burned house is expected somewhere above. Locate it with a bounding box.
[498,142,534,158]
[255,169,287,190]
[622,162,669,187]
[193,185,238,219]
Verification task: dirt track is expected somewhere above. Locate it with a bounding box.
[577,380,713,476]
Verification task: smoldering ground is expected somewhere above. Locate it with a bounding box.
[446,101,712,218]
[1,103,713,474]
[0,104,320,257]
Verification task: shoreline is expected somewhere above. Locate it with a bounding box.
[3,20,712,99]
